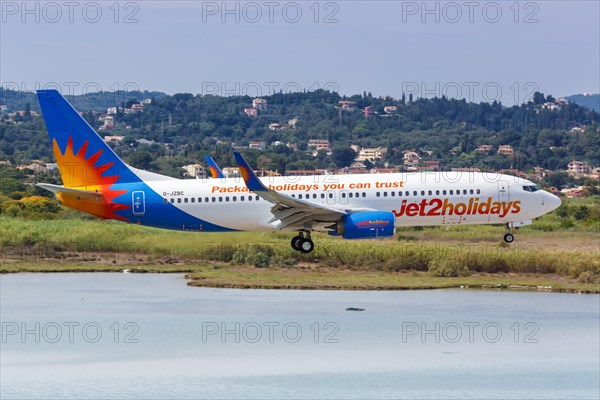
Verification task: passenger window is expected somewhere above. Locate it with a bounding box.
[405,191,409,196]
[428,190,432,195]
[476,189,481,194]
[383,192,388,197]
[233,196,237,201]
[177,198,181,203]
[191,198,195,203]
[198,198,202,203]
[248,196,252,201]
[376,192,381,197]
[329,193,333,198]
[436,190,440,195]
[299,194,303,199]
[212,197,216,202]
[184,198,188,203]
[421,191,425,196]
[255,196,259,201]
[413,191,417,196]
[463,190,467,195]
[321,193,325,199]
[241,196,245,201]
[470,189,474,195]
[391,191,395,197]
[225,196,229,202]
[349,193,353,198]
[443,190,447,195]
[313,194,317,199]
[362,192,366,197]
[342,193,346,198]
[219,197,223,202]
[170,199,174,204]
[205,197,209,203]
[450,190,453,195]
[163,199,168,204]
[399,191,402,197]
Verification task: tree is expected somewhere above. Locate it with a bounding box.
[533,92,545,105]
[122,136,137,147]
[256,155,272,170]
[128,151,154,170]
[352,120,369,137]
[331,145,356,168]
[542,172,573,190]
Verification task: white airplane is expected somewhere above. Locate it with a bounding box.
[36,89,562,253]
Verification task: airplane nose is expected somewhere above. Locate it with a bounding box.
[546,192,562,212]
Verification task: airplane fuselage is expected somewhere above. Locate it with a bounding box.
[93,172,558,233]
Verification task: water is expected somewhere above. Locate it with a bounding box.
[1,273,598,399]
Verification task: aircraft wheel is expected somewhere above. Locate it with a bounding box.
[503,233,514,243]
[299,238,314,254]
[291,236,303,251]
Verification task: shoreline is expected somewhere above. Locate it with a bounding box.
[1,262,598,293]
[2,216,598,294]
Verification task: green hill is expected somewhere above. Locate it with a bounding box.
[1,88,598,178]
[565,94,600,112]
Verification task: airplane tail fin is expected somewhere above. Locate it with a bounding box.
[205,155,225,178]
[36,90,141,189]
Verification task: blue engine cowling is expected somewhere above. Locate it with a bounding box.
[329,211,396,239]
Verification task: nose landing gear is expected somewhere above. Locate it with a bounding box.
[503,223,515,243]
[291,231,314,253]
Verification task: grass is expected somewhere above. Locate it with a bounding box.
[1,215,599,292]
[2,262,597,293]
[186,264,599,293]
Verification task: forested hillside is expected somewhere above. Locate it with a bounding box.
[1,88,598,178]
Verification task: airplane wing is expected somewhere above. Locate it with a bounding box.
[233,152,347,231]
[36,183,103,199]
[205,155,225,179]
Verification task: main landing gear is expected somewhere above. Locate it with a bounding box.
[291,231,314,254]
[503,223,515,243]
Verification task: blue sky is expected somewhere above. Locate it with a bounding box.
[1,1,599,104]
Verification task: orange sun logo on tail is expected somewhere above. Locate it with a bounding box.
[53,137,130,220]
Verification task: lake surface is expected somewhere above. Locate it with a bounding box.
[1,273,598,399]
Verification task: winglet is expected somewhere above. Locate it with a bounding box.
[205,155,225,178]
[233,152,268,192]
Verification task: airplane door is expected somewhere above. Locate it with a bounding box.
[339,190,349,205]
[497,180,510,202]
[132,191,145,215]
[326,192,336,205]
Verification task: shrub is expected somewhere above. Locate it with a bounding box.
[0,196,61,219]
[232,244,274,268]
[428,259,471,277]
[578,271,597,284]
[271,256,298,267]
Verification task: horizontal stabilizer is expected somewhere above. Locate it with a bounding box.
[36,183,103,199]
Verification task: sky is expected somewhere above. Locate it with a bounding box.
[1,1,599,105]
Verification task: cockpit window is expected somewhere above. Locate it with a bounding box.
[523,185,540,192]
